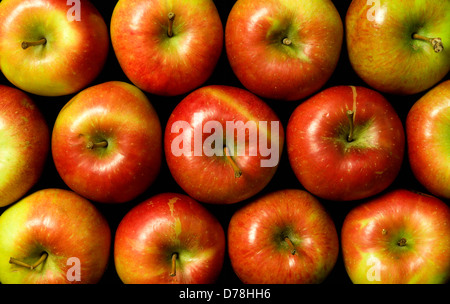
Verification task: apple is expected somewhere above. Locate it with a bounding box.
[114,192,225,284]
[346,0,450,95]
[286,85,405,201]
[227,189,339,284]
[341,189,450,284]
[110,0,223,96]
[0,188,111,284]
[0,85,49,208]
[225,0,343,101]
[164,85,284,204]
[51,81,162,204]
[0,0,109,97]
[406,80,450,199]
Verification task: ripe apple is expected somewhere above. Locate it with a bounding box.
[114,192,225,284]
[341,189,450,284]
[225,0,343,101]
[110,0,223,96]
[51,81,162,203]
[346,0,450,95]
[406,80,450,199]
[0,188,111,284]
[164,85,284,204]
[228,189,339,284]
[0,85,49,208]
[0,0,109,96]
[286,85,405,201]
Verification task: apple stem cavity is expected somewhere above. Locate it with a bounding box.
[224,146,242,178]
[169,252,178,277]
[21,38,47,50]
[86,140,108,150]
[9,252,48,270]
[412,33,444,53]
[346,110,355,142]
[282,38,292,46]
[397,238,407,247]
[284,237,296,255]
[167,12,176,38]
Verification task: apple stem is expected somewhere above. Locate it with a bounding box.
[412,33,443,53]
[9,257,33,269]
[169,252,178,277]
[167,12,176,38]
[21,38,47,50]
[224,146,242,178]
[284,237,296,255]
[397,238,407,247]
[346,110,355,142]
[86,140,108,149]
[9,252,48,270]
[282,38,292,46]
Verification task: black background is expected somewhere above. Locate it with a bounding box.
[0,0,449,294]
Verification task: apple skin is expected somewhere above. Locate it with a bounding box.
[0,188,111,284]
[346,0,450,95]
[0,0,109,96]
[110,0,223,96]
[228,189,339,284]
[341,189,450,284]
[164,85,284,204]
[225,0,343,101]
[51,81,162,204]
[286,85,405,201]
[0,85,49,208]
[406,80,450,199]
[114,192,225,284]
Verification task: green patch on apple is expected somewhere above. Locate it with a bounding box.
[332,114,378,153]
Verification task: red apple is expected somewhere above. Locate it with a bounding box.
[110,0,223,96]
[406,80,450,199]
[114,192,225,284]
[286,85,405,201]
[228,189,339,284]
[0,188,111,284]
[346,0,450,95]
[225,0,343,101]
[341,189,450,284]
[164,85,284,204]
[0,85,49,208]
[51,81,162,203]
[0,0,109,96]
